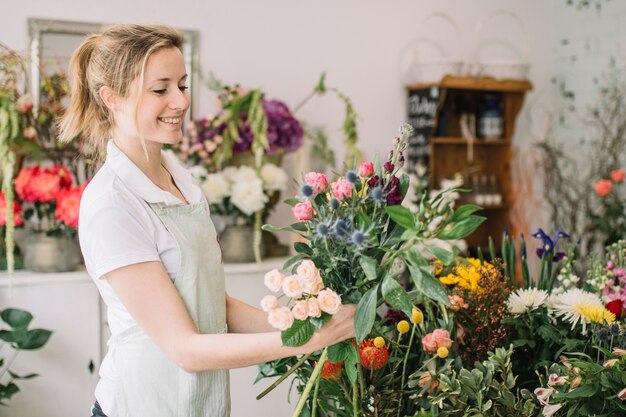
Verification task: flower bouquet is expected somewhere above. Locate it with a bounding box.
[256,124,487,416]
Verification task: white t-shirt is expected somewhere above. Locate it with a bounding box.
[78,140,203,415]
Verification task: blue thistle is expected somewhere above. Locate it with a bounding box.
[301,184,314,197]
[331,219,349,237]
[329,198,340,210]
[351,231,366,246]
[370,187,384,203]
[346,170,359,184]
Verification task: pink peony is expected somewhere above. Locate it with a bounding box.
[292,201,314,221]
[316,289,342,314]
[594,179,612,197]
[611,168,625,183]
[358,161,374,177]
[264,269,285,292]
[304,172,329,194]
[291,300,309,320]
[267,307,294,331]
[331,179,353,200]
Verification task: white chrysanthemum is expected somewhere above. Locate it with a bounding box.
[220,166,240,184]
[507,288,548,316]
[550,288,605,334]
[202,173,231,204]
[230,178,268,215]
[260,163,289,192]
[230,166,259,184]
[189,165,208,182]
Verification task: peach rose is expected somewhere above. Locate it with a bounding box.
[594,179,612,197]
[611,168,625,183]
[421,329,452,353]
[316,289,342,315]
[307,298,322,318]
[331,179,352,200]
[292,201,314,221]
[264,269,285,292]
[291,300,309,320]
[282,275,303,299]
[358,161,374,177]
[260,295,279,312]
[297,260,324,295]
[304,172,329,194]
[267,307,294,331]
[421,333,438,353]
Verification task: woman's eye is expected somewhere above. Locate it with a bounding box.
[153,89,166,95]
[179,85,189,91]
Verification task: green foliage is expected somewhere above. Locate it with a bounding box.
[0,308,52,404]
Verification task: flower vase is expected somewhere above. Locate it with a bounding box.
[219,224,265,263]
[22,233,82,273]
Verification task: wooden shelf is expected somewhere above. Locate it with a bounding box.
[432,137,511,145]
[406,75,533,92]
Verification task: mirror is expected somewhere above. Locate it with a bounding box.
[27,18,199,118]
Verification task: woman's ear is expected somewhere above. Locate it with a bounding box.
[98,86,118,111]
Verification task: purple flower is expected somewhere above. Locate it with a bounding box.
[385,176,403,206]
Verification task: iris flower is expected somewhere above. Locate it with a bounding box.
[532,228,569,261]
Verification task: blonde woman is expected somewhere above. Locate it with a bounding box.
[59,24,355,417]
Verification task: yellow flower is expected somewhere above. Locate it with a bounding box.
[397,320,410,334]
[373,336,386,348]
[439,274,459,286]
[432,259,444,276]
[574,305,616,325]
[436,347,449,358]
[411,308,424,324]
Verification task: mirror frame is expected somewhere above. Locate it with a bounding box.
[27,17,199,118]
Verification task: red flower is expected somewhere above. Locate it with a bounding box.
[594,179,612,197]
[55,185,84,228]
[0,192,23,226]
[15,165,73,203]
[605,299,624,319]
[320,360,344,380]
[359,339,389,371]
[611,168,625,183]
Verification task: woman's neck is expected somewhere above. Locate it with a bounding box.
[113,136,166,186]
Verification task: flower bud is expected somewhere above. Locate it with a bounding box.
[373,337,386,348]
[396,320,410,334]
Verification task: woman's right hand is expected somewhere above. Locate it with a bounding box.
[311,304,356,350]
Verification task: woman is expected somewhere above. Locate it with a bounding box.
[58,24,355,417]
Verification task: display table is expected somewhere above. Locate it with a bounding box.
[0,258,295,417]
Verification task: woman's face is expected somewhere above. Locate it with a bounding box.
[115,47,190,147]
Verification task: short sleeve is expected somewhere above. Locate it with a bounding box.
[80,203,161,279]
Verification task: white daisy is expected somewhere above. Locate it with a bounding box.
[550,288,605,334]
[507,288,549,316]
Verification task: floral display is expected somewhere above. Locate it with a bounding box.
[590,167,626,248]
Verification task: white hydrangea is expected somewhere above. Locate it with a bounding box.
[220,166,240,184]
[507,288,549,316]
[202,173,231,204]
[189,165,209,182]
[230,166,259,184]
[230,178,268,215]
[260,163,289,192]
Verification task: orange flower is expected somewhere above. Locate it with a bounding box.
[359,338,389,371]
[320,360,344,380]
[0,192,23,226]
[611,168,625,183]
[55,185,84,228]
[594,179,612,197]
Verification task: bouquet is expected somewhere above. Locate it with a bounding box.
[257,124,487,416]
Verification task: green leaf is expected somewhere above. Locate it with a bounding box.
[309,313,332,329]
[405,247,429,267]
[283,254,306,271]
[381,275,413,317]
[327,341,353,363]
[262,224,304,234]
[1,309,33,329]
[407,264,449,305]
[17,329,52,350]
[438,216,486,240]
[0,330,16,343]
[359,256,378,282]
[281,320,315,347]
[283,198,300,207]
[355,285,379,343]
[385,205,415,230]
[448,204,482,223]
[554,383,598,400]
[294,242,313,256]
[399,173,410,199]
[427,246,454,265]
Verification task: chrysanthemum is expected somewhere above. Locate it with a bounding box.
[507,288,548,316]
[551,288,611,334]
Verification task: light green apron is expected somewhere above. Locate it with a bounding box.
[107,199,230,417]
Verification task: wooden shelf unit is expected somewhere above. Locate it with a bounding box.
[406,75,532,251]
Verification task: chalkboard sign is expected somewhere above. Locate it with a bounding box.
[406,87,441,182]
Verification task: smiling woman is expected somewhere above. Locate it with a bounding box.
[54,23,355,417]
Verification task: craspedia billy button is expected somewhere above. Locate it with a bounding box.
[397,320,410,334]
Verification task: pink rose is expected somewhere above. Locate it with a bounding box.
[421,333,438,353]
[331,179,353,200]
[307,298,322,318]
[432,329,453,349]
[264,269,285,292]
[611,168,625,183]
[297,260,324,295]
[291,300,309,320]
[268,307,294,331]
[304,172,329,194]
[316,289,342,314]
[16,94,33,113]
[594,179,612,197]
[358,161,374,177]
[260,295,279,312]
[292,201,314,221]
[282,275,303,299]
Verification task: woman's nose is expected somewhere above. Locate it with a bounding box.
[171,88,190,111]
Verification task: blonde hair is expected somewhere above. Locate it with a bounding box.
[58,24,184,155]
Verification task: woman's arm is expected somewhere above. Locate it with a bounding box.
[225,294,275,333]
[104,261,355,373]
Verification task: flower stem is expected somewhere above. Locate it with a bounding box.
[256,353,312,400]
[397,323,417,417]
[352,376,358,417]
[292,347,328,417]
[311,366,321,417]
